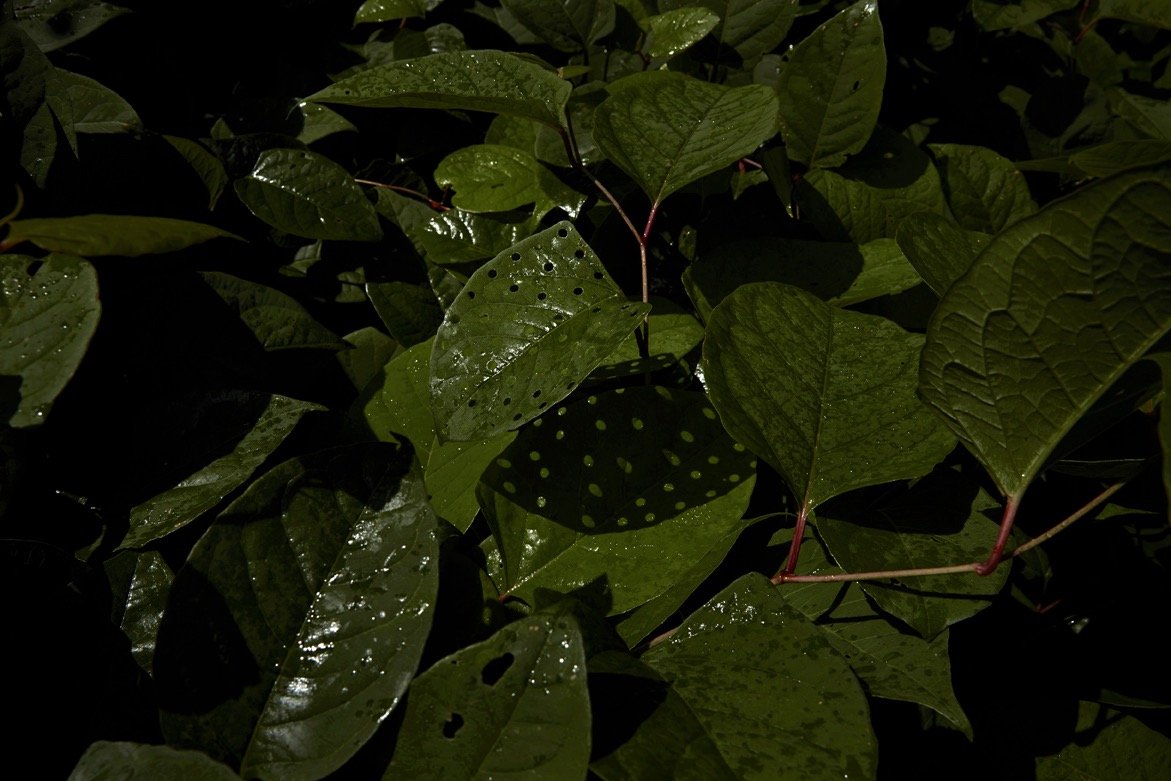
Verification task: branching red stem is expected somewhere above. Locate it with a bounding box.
[354,179,450,211]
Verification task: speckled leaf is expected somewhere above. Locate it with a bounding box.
[433,144,585,218]
[593,71,779,206]
[774,0,883,168]
[4,215,238,256]
[641,8,720,60]
[122,392,322,550]
[383,602,589,780]
[815,468,1010,639]
[683,236,920,321]
[929,143,1037,233]
[305,50,571,129]
[0,253,99,428]
[658,0,798,65]
[155,444,439,780]
[419,209,535,264]
[780,532,972,735]
[200,272,345,351]
[894,212,989,296]
[478,386,756,614]
[1035,702,1171,780]
[703,282,955,515]
[642,574,876,780]
[919,166,1171,499]
[425,432,516,530]
[430,221,649,441]
[355,0,429,24]
[360,339,436,459]
[500,0,616,52]
[68,742,242,781]
[104,549,173,676]
[234,149,382,241]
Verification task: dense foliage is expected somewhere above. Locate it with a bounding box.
[4,0,1171,778]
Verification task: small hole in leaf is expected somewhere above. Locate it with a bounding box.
[538,401,548,409]
[503,397,512,406]
[566,381,575,390]
[511,252,521,261]
[574,249,585,259]
[532,390,541,398]
[487,269,498,278]
[593,271,604,280]
[442,713,464,739]
[466,291,476,299]
[509,284,519,292]
[481,653,514,685]
[852,80,861,91]
[573,287,583,295]
[557,228,569,238]
[553,313,564,321]
[537,292,547,300]
[543,261,554,271]
[591,306,601,313]
[513,412,522,421]
[467,399,477,408]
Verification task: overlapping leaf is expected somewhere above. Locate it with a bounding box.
[104,550,173,675]
[383,602,589,779]
[433,144,585,217]
[658,0,798,65]
[4,215,238,256]
[69,742,242,781]
[919,166,1171,498]
[0,253,99,427]
[929,143,1037,233]
[500,0,616,52]
[641,7,720,60]
[703,282,955,514]
[895,212,989,296]
[419,209,535,264]
[593,71,779,206]
[478,386,756,613]
[155,444,439,780]
[200,272,345,351]
[430,221,649,441]
[305,49,572,129]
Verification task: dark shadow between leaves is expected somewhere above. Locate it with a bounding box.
[819,463,980,537]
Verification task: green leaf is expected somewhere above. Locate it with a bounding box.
[122,392,322,550]
[337,326,399,391]
[774,0,885,169]
[0,253,99,428]
[383,602,590,780]
[430,221,649,441]
[419,209,536,264]
[366,279,443,347]
[970,0,1080,30]
[156,444,438,779]
[478,386,756,614]
[1036,702,1171,779]
[104,549,173,676]
[500,0,617,53]
[658,0,799,66]
[592,302,705,380]
[68,741,242,781]
[1096,0,1171,30]
[1069,140,1171,177]
[929,143,1037,233]
[1147,354,1171,510]
[593,71,778,206]
[200,272,345,351]
[1109,88,1171,140]
[163,135,229,210]
[44,68,139,156]
[683,236,921,321]
[894,212,990,296]
[798,127,950,243]
[16,2,131,53]
[360,339,436,458]
[641,7,720,60]
[305,49,572,129]
[355,0,429,24]
[588,651,738,781]
[642,574,877,780]
[703,282,955,514]
[234,148,382,241]
[425,432,517,530]
[918,166,1171,499]
[780,532,972,736]
[4,214,239,256]
[433,144,586,218]
[293,102,357,145]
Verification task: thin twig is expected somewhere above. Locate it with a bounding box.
[354,179,450,211]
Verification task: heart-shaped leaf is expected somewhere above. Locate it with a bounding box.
[703,282,955,515]
[4,215,239,256]
[593,71,778,206]
[774,0,885,168]
[641,7,720,60]
[641,574,877,780]
[305,50,571,129]
[155,443,439,780]
[500,0,616,53]
[430,221,649,441]
[478,386,756,614]
[0,253,99,428]
[69,742,242,781]
[234,148,382,241]
[433,144,586,218]
[929,143,1037,233]
[384,602,590,779]
[894,212,989,296]
[919,166,1171,499]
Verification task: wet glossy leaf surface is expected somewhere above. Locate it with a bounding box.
[434,143,585,217]
[774,0,885,168]
[383,602,589,779]
[200,272,345,351]
[430,221,649,441]
[419,209,535,264]
[593,71,778,205]
[479,386,755,613]
[0,253,99,427]
[355,0,429,24]
[234,149,382,242]
[104,550,173,675]
[919,167,1171,498]
[703,282,955,512]
[641,7,720,60]
[68,741,242,780]
[5,215,238,256]
[500,0,616,52]
[643,574,877,780]
[122,392,322,550]
[659,0,798,65]
[155,443,439,780]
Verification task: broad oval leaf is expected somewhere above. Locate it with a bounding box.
[919,166,1171,499]
[155,443,439,780]
[383,602,590,779]
[894,211,990,296]
[703,282,955,513]
[305,49,572,129]
[774,0,885,169]
[642,574,877,780]
[45,68,140,151]
[0,253,99,428]
[641,7,720,60]
[928,143,1037,233]
[430,221,649,441]
[69,741,242,781]
[658,0,799,66]
[433,144,586,218]
[4,215,238,256]
[593,71,779,206]
[478,386,756,614]
[420,209,536,265]
[500,0,616,53]
[200,272,345,351]
[355,0,430,24]
[234,148,382,241]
